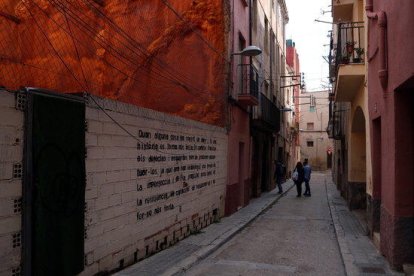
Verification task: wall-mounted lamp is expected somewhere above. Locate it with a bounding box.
[231,45,262,57]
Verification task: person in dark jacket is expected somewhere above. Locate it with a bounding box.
[293,161,305,197]
[274,160,285,194]
[303,158,312,196]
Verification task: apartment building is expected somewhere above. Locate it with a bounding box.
[300,91,332,171]
[365,0,414,270]
[286,39,302,174]
[329,0,414,269]
[250,0,290,195]
[329,0,370,211]
[225,0,257,215]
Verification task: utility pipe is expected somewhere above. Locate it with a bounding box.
[365,0,388,91]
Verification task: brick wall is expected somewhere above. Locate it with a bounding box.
[0,90,24,275]
[82,96,227,274]
[0,91,227,275]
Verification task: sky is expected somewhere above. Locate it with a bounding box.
[285,0,332,92]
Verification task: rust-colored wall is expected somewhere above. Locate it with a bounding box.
[0,0,227,126]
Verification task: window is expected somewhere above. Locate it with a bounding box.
[238,34,246,95]
[307,122,314,130]
[238,33,246,52]
[307,141,314,147]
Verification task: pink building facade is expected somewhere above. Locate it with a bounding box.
[225,0,254,215]
[286,40,301,166]
[367,0,414,269]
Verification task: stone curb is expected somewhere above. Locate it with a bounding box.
[325,178,359,276]
[162,183,297,276]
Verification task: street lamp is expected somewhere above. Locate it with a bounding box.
[231,45,262,57]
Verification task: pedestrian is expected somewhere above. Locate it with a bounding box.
[303,158,312,197]
[293,161,305,197]
[274,160,284,194]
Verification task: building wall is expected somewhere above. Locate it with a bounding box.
[0,90,23,275]
[286,40,301,173]
[0,0,227,126]
[250,0,288,189]
[346,83,369,184]
[0,91,228,275]
[330,0,371,212]
[226,107,251,214]
[299,91,332,170]
[82,96,227,274]
[226,0,252,216]
[367,0,414,269]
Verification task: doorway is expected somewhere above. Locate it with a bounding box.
[371,117,382,235]
[261,140,269,192]
[23,89,86,275]
[395,80,414,262]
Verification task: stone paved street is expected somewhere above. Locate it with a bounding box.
[182,172,345,275]
[117,172,402,276]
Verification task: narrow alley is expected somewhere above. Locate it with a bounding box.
[117,172,399,276]
[1,1,413,275]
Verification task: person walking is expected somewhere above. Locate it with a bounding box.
[303,159,312,196]
[293,161,305,197]
[274,160,284,194]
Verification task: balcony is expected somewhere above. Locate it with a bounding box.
[252,93,280,132]
[235,64,259,107]
[330,22,365,102]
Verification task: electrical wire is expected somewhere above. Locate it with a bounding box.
[36,0,213,99]
[83,0,207,90]
[49,0,180,88]
[74,0,215,97]
[19,6,216,158]
[87,94,187,156]
[4,1,225,168]
[160,0,226,59]
[21,2,85,91]
[63,6,89,91]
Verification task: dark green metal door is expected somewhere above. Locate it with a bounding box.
[24,89,85,275]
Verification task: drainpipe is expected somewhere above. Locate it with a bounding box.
[365,0,388,91]
[249,0,253,69]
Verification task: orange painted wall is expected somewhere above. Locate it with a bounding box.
[0,0,227,126]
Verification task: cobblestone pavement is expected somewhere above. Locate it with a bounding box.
[116,172,402,276]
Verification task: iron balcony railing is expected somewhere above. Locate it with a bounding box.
[253,93,280,132]
[328,110,346,140]
[237,64,259,100]
[329,22,365,79]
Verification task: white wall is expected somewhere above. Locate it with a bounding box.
[82,96,227,274]
[299,91,332,170]
[0,90,24,275]
[0,91,228,275]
